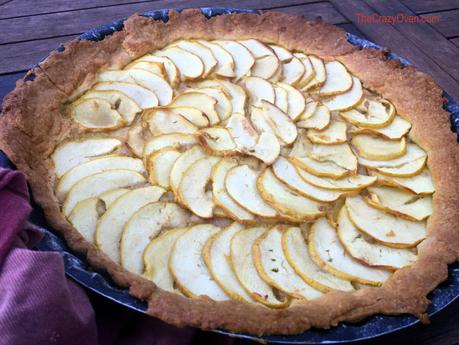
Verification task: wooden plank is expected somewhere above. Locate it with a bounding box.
[329,0,459,100]
[0,0,317,20]
[451,37,459,48]
[264,2,347,24]
[423,9,459,38]
[401,0,459,14]
[0,35,76,74]
[364,0,459,82]
[337,23,368,38]
[0,72,24,104]
[0,1,347,45]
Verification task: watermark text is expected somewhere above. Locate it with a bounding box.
[357,13,440,24]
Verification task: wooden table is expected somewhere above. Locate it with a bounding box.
[1,1,458,344]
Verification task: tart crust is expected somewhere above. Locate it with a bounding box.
[1,9,459,335]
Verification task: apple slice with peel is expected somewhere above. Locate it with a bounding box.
[231,227,289,307]
[340,99,395,128]
[68,188,129,243]
[93,82,158,109]
[143,133,197,159]
[309,217,391,286]
[366,186,432,221]
[353,133,407,161]
[298,99,319,121]
[169,146,207,197]
[56,156,145,201]
[197,40,235,78]
[240,39,279,79]
[170,224,229,300]
[97,69,173,105]
[257,169,325,222]
[144,108,197,136]
[250,106,277,138]
[214,40,255,80]
[297,104,330,130]
[274,86,288,113]
[261,100,297,145]
[143,227,187,294]
[226,113,258,150]
[250,132,281,164]
[241,76,275,106]
[300,55,326,91]
[272,157,343,202]
[52,138,121,177]
[135,54,179,87]
[211,158,256,223]
[170,92,220,125]
[352,116,411,140]
[369,169,435,195]
[62,170,146,216]
[124,60,166,79]
[294,53,315,88]
[121,202,190,274]
[307,121,347,145]
[322,76,363,112]
[203,223,254,302]
[70,98,124,131]
[315,61,352,96]
[226,165,278,218]
[155,46,204,80]
[280,56,305,86]
[147,148,181,189]
[254,226,323,299]
[276,82,305,120]
[166,107,209,128]
[337,207,417,269]
[186,87,232,121]
[197,127,237,156]
[178,156,221,218]
[270,45,293,62]
[346,195,427,248]
[127,122,147,157]
[173,40,217,78]
[282,227,355,292]
[94,186,166,262]
[296,166,376,191]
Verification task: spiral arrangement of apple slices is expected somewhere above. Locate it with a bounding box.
[52,39,434,306]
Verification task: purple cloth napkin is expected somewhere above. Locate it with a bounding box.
[0,168,197,345]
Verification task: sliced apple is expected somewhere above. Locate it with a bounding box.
[369,168,435,195]
[276,82,305,120]
[94,186,166,262]
[337,207,417,269]
[280,56,305,86]
[352,116,412,140]
[70,98,124,131]
[230,227,289,307]
[300,55,326,91]
[366,186,432,221]
[147,148,181,189]
[261,100,297,145]
[135,54,179,86]
[307,121,347,145]
[250,105,277,138]
[155,46,204,80]
[52,138,121,177]
[124,60,166,79]
[62,170,146,216]
[173,40,217,77]
[297,104,330,130]
[169,146,207,196]
[353,134,407,161]
[357,143,427,177]
[203,223,254,302]
[170,224,229,300]
[241,76,275,106]
[226,113,258,150]
[250,132,281,164]
[309,217,391,285]
[226,165,278,218]
[282,227,355,292]
[143,133,198,159]
[121,202,190,274]
[197,127,237,156]
[257,168,325,222]
[170,92,220,125]
[93,82,158,109]
[314,61,352,96]
[322,77,363,112]
[340,99,395,128]
[145,108,197,136]
[270,45,293,62]
[240,39,279,79]
[56,156,144,201]
[186,87,232,121]
[274,86,288,113]
[127,122,147,157]
[272,157,342,202]
[197,40,235,78]
[214,40,255,80]
[143,227,187,293]
[297,99,319,121]
[269,64,283,83]
[97,69,173,105]
[294,53,315,88]
[254,226,322,299]
[194,79,247,115]
[346,195,427,248]
[211,158,256,223]
[296,167,376,191]
[165,106,209,128]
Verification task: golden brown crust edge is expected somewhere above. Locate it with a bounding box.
[0,9,459,335]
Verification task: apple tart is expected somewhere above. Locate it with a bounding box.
[1,9,458,335]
